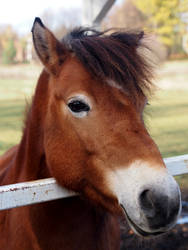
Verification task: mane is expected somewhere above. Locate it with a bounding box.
[62,27,154,107]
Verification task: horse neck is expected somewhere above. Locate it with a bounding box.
[9,70,51,183]
[0,71,121,250]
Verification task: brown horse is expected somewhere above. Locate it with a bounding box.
[0,18,181,250]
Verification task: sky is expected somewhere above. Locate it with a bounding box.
[0,0,123,35]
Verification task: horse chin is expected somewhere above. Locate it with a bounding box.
[120,205,164,238]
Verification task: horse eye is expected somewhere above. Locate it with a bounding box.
[68,100,90,113]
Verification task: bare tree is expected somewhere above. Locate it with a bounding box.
[104,0,145,30]
[41,8,81,39]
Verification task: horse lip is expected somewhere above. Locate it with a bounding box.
[120,204,164,237]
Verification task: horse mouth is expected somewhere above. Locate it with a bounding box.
[120,205,164,237]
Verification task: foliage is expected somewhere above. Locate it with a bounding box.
[105,0,188,56]
[0,25,17,64]
[134,0,188,53]
[0,8,81,64]
[2,38,16,64]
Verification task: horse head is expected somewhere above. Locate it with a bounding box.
[32,18,181,237]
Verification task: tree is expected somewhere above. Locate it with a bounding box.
[134,0,188,53]
[104,0,145,30]
[0,25,17,64]
[2,38,16,64]
[41,8,81,39]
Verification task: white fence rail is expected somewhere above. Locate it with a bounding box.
[0,154,188,211]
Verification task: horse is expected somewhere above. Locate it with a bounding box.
[0,17,181,250]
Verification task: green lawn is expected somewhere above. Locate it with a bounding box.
[0,100,22,152]
[146,90,188,158]
[0,67,37,155]
[0,62,188,157]
[0,62,188,187]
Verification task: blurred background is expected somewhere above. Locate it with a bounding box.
[0,0,188,249]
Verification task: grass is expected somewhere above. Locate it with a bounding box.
[146,89,188,188]
[0,62,188,187]
[0,65,38,155]
[0,99,25,154]
[146,90,188,158]
[0,63,188,157]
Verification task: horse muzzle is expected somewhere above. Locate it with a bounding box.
[107,161,181,237]
[121,185,181,237]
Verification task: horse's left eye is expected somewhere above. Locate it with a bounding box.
[68,99,90,118]
[68,100,90,112]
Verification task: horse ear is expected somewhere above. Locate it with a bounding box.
[31,17,67,75]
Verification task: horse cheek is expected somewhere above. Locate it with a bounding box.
[44,129,86,191]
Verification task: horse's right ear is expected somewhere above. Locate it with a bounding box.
[31,17,67,75]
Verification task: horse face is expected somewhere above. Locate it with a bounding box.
[32,18,181,237]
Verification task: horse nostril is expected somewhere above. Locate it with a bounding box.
[139,189,156,218]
